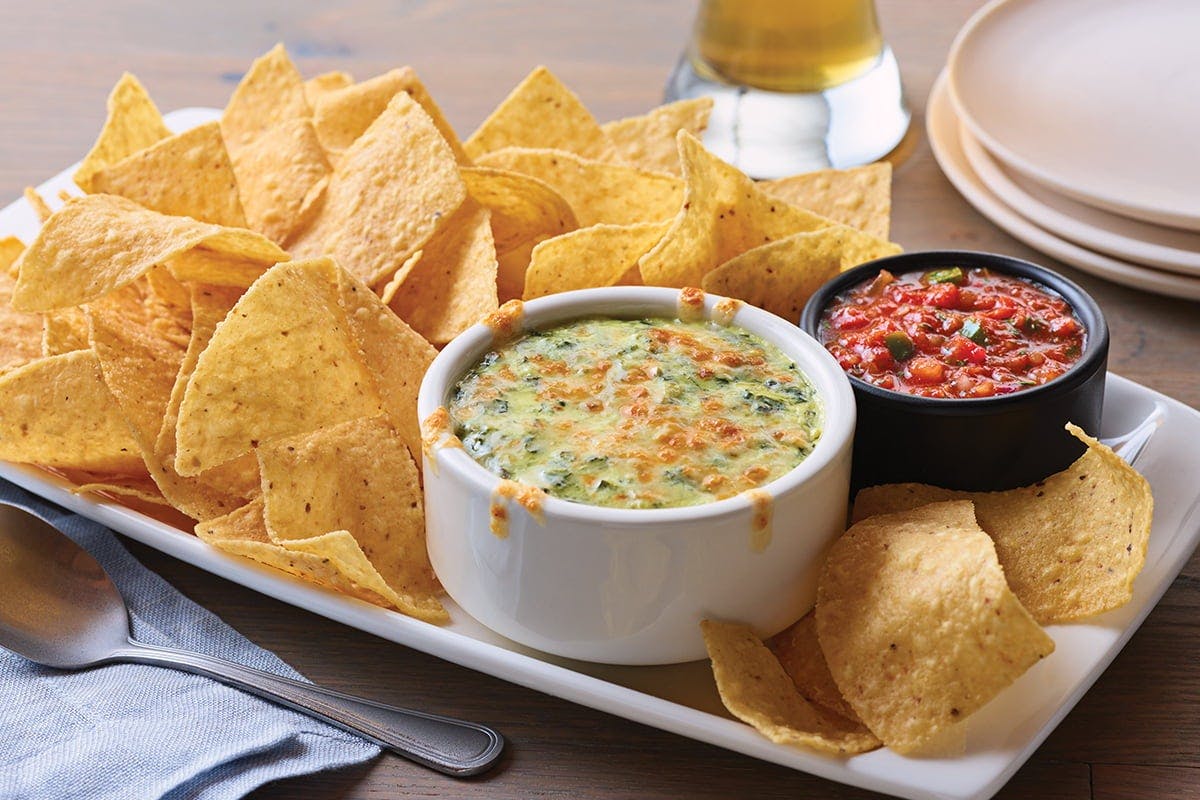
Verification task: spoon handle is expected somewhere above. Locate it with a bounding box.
[111,639,503,777]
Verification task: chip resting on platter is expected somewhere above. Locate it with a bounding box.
[230,118,330,246]
[220,43,310,154]
[702,619,880,755]
[90,120,247,228]
[595,97,713,176]
[852,424,1154,624]
[174,258,383,476]
[257,415,446,622]
[11,195,286,311]
[289,90,466,287]
[0,350,143,474]
[304,70,354,107]
[74,73,173,193]
[768,612,863,725]
[817,501,1054,752]
[465,65,607,160]
[638,131,899,290]
[762,162,893,239]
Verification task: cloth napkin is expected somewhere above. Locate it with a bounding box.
[0,480,381,800]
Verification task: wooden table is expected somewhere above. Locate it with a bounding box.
[3,1,1197,798]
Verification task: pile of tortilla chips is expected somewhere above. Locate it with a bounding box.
[703,425,1153,755]
[0,45,902,622]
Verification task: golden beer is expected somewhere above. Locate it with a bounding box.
[690,0,884,93]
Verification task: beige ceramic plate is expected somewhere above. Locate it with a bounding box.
[927,73,1200,302]
[959,125,1200,277]
[948,0,1200,231]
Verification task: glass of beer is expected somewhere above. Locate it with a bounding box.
[665,0,909,178]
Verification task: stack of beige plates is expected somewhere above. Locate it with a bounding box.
[929,0,1200,300]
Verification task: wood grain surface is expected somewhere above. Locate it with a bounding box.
[2,1,1197,798]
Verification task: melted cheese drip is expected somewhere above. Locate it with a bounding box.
[484,299,525,342]
[746,489,773,552]
[677,286,706,322]
[490,479,548,537]
[712,297,743,327]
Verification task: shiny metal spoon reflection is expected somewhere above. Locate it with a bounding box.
[0,501,503,777]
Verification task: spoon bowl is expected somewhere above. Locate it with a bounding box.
[0,501,504,778]
[0,503,131,668]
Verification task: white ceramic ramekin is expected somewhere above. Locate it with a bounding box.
[417,287,855,665]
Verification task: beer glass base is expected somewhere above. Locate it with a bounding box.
[664,46,910,178]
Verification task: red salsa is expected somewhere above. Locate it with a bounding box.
[819,267,1086,398]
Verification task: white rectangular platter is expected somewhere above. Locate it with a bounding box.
[3,109,1199,800]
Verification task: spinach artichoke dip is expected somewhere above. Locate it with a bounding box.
[447,317,823,509]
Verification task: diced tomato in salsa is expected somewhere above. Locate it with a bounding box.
[818,268,1086,399]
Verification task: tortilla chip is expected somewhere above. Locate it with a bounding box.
[768,612,862,724]
[476,147,683,227]
[174,258,383,476]
[85,281,253,522]
[701,230,852,322]
[702,619,880,755]
[0,237,24,279]
[312,67,410,155]
[335,269,436,461]
[639,131,900,289]
[460,166,576,254]
[163,250,270,288]
[596,97,713,176]
[90,120,247,227]
[198,496,445,621]
[258,415,445,622]
[75,73,172,193]
[386,198,499,346]
[852,425,1154,624]
[399,70,468,163]
[762,162,892,239]
[0,351,143,474]
[86,287,190,446]
[304,70,354,107]
[144,264,193,315]
[147,284,256,521]
[378,250,422,306]
[313,67,466,163]
[817,501,1054,753]
[220,44,310,154]
[465,66,606,160]
[290,91,467,287]
[195,498,390,606]
[11,195,287,311]
[42,309,90,356]
[24,187,53,224]
[229,118,330,245]
[523,220,669,300]
[459,165,577,298]
[74,475,171,507]
[0,268,44,375]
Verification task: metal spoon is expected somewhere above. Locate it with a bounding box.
[0,501,504,778]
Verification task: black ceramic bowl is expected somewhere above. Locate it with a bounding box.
[799,251,1109,492]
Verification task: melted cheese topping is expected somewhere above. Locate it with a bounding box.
[449,317,822,509]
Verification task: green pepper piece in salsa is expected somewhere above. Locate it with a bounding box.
[884,331,914,360]
[961,318,987,346]
[923,267,966,285]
